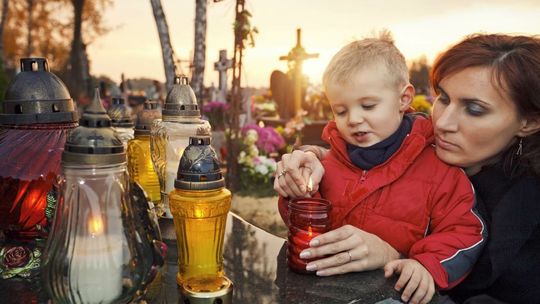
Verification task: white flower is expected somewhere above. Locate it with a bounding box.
[255,164,269,175]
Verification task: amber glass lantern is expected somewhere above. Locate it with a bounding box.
[0,58,77,279]
[41,89,152,303]
[150,75,211,219]
[127,101,161,205]
[169,136,233,304]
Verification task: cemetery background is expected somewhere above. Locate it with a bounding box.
[1,0,538,233]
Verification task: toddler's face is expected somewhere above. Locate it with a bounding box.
[326,64,410,147]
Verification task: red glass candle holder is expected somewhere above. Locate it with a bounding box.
[287,198,331,274]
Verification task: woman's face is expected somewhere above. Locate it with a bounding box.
[432,66,524,173]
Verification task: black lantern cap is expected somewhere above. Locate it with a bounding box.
[107,97,134,128]
[135,100,161,135]
[62,88,126,166]
[162,75,200,118]
[175,136,225,190]
[0,58,77,126]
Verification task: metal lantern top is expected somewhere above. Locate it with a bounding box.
[62,88,126,166]
[174,136,225,191]
[108,97,134,128]
[135,100,161,135]
[0,58,77,126]
[162,75,201,119]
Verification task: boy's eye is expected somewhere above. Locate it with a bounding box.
[465,102,486,116]
[335,110,347,116]
[362,104,376,110]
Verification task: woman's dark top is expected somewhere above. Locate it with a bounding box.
[449,163,540,303]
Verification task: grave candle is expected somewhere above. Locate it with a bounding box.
[287,198,332,274]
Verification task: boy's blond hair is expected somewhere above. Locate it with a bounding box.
[323,31,409,90]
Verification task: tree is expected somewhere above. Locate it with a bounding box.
[1,0,110,75]
[191,0,206,102]
[409,56,431,95]
[65,0,87,99]
[150,0,175,92]
[226,0,257,191]
[0,0,8,61]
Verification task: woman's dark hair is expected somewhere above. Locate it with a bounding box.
[431,34,540,176]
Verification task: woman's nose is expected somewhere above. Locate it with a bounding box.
[434,105,459,133]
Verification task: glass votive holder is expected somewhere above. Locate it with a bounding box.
[287,198,332,274]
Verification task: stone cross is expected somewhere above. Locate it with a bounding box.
[214,49,233,102]
[279,28,319,116]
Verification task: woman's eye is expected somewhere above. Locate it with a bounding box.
[466,102,486,116]
[435,94,449,105]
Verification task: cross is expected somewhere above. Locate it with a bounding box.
[279,28,319,116]
[214,49,233,102]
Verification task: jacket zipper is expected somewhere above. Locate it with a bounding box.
[360,170,368,184]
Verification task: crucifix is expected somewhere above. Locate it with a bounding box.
[279,28,319,116]
[214,49,233,102]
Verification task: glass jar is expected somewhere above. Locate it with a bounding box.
[287,198,332,274]
[128,135,161,204]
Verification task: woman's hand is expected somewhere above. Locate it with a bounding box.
[384,259,435,304]
[298,225,400,276]
[274,150,325,198]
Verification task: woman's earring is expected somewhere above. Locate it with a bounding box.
[516,137,523,156]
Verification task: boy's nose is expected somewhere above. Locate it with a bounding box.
[348,107,364,125]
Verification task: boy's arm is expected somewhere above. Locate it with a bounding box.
[409,168,487,290]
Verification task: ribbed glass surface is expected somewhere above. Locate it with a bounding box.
[127,135,160,204]
[150,118,211,217]
[169,188,231,292]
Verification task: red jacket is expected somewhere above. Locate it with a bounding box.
[279,116,486,289]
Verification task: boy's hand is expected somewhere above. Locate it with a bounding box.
[384,259,435,304]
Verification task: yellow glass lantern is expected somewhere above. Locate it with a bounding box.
[169,136,233,304]
[127,101,162,204]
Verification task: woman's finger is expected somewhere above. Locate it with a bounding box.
[309,225,356,247]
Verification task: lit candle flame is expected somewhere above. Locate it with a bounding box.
[308,226,313,238]
[307,177,313,193]
[88,217,104,236]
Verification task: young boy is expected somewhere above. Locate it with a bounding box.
[277,33,486,303]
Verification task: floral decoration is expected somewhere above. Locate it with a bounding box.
[202,101,229,130]
[0,245,41,279]
[237,124,285,197]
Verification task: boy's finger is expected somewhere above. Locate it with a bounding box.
[394,264,412,291]
[400,270,420,303]
[383,261,399,278]
[419,279,435,304]
[409,275,428,304]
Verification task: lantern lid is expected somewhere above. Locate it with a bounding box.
[135,100,161,135]
[107,97,134,128]
[162,75,201,119]
[175,136,225,190]
[0,58,77,126]
[62,88,126,166]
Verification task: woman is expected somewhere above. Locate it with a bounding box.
[274,34,540,304]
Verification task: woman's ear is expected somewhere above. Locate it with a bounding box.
[517,115,540,137]
[399,84,415,112]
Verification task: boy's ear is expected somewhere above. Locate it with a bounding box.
[517,115,540,137]
[399,84,415,112]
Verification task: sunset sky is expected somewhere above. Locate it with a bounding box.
[87,0,540,88]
